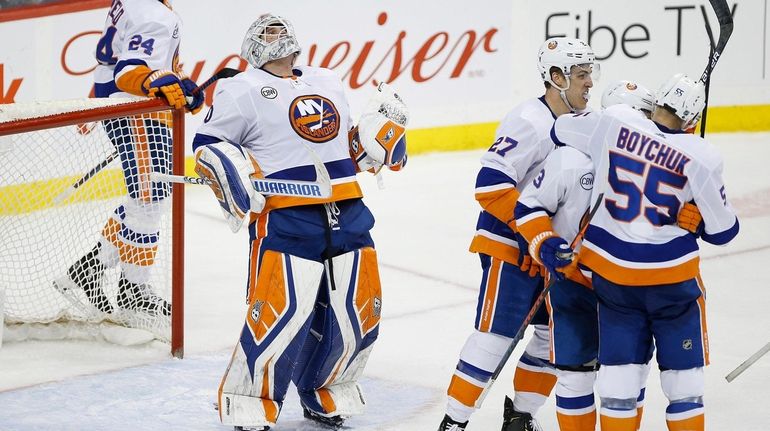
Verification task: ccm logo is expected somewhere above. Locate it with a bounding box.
[261,86,277,99]
[580,173,594,190]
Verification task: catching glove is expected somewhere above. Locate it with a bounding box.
[142,70,188,110]
[678,201,704,237]
[355,82,409,171]
[194,142,265,233]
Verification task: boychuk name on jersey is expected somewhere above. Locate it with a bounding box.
[616,127,691,175]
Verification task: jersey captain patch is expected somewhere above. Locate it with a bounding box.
[289,95,340,143]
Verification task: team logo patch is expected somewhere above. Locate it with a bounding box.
[250,300,265,323]
[548,40,558,50]
[682,339,693,350]
[373,296,382,317]
[289,95,340,143]
[261,86,277,99]
[626,82,638,91]
[172,24,179,39]
[580,173,594,190]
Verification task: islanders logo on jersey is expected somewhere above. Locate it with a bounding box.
[289,95,340,143]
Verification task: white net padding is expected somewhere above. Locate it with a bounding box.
[0,98,180,345]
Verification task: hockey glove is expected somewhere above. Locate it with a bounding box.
[194,142,266,233]
[180,75,204,115]
[531,233,573,280]
[515,232,545,278]
[355,82,409,171]
[142,70,188,110]
[678,201,704,237]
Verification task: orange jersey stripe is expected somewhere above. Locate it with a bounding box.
[469,234,522,266]
[580,246,700,286]
[474,186,520,231]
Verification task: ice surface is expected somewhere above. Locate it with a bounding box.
[1,133,769,430]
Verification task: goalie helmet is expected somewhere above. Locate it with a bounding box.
[537,37,597,91]
[241,14,302,69]
[601,80,654,115]
[655,73,706,130]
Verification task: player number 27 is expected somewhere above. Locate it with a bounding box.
[488,136,518,156]
[606,152,687,226]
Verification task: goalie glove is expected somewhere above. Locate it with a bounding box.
[194,142,266,233]
[354,82,409,172]
[678,201,704,237]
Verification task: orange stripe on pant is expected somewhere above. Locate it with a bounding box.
[513,366,557,397]
[666,414,704,431]
[695,276,710,365]
[557,410,596,431]
[479,258,502,332]
[447,374,484,408]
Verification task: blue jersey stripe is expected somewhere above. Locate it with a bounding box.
[269,158,356,181]
[476,211,516,239]
[476,167,516,189]
[585,225,699,263]
[457,360,493,382]
[114,58,148,78]
[701,218,739,245]
[556,393,595,409]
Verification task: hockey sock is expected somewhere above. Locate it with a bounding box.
[512,352,557,414]
[555,369,596,431]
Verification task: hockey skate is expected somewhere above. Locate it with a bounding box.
[438,414,468,431]
[234,427,270,431]
[501,396,542,431]
[302,404,345,429]
[116,275,171,316]
[112,275,171,341]
[53,244,113,315]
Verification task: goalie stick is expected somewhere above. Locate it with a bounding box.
[475,192,604,408]
[153,142,333,199]
[725,341,770,382]
[52,67,243,204]
[699,0,734,137]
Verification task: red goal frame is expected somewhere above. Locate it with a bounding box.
[0,99,186,358]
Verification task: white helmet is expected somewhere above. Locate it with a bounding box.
[241,14,302,69]
[655,73,706,130]
[537,37,597,91]
[601,80,654,115]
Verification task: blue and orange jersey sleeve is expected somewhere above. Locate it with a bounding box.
[474,167,520,230]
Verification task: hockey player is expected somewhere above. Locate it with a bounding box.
[438,37,597,431]
[513,80,656,431]
[54,0,203,336]
[191,14,407,431]
[547,73,739,431]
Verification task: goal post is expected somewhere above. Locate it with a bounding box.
[0,98,185,358]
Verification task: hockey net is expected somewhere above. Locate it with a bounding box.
[0,98,185,357]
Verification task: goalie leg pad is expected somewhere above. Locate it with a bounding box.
[218,250,324,427]
[294,247,382,417]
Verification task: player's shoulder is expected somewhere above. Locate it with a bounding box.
[670,132,723,169]
[547,145,592,171]
[294,65,344,83]
[498,97,553,139]
[123,0,177,28]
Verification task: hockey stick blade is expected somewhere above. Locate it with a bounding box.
[725,341,770,382]
[151,172,331,199]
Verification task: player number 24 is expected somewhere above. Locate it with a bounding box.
[606,152,687,226]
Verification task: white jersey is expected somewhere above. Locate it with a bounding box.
[194,66,361,212]
[470,96,558,265]
[94,0,182,98]
[551,104,739,286]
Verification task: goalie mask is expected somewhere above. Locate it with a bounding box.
[241,14,302,69]
[655,73,706,130]
[602,80,654,117]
